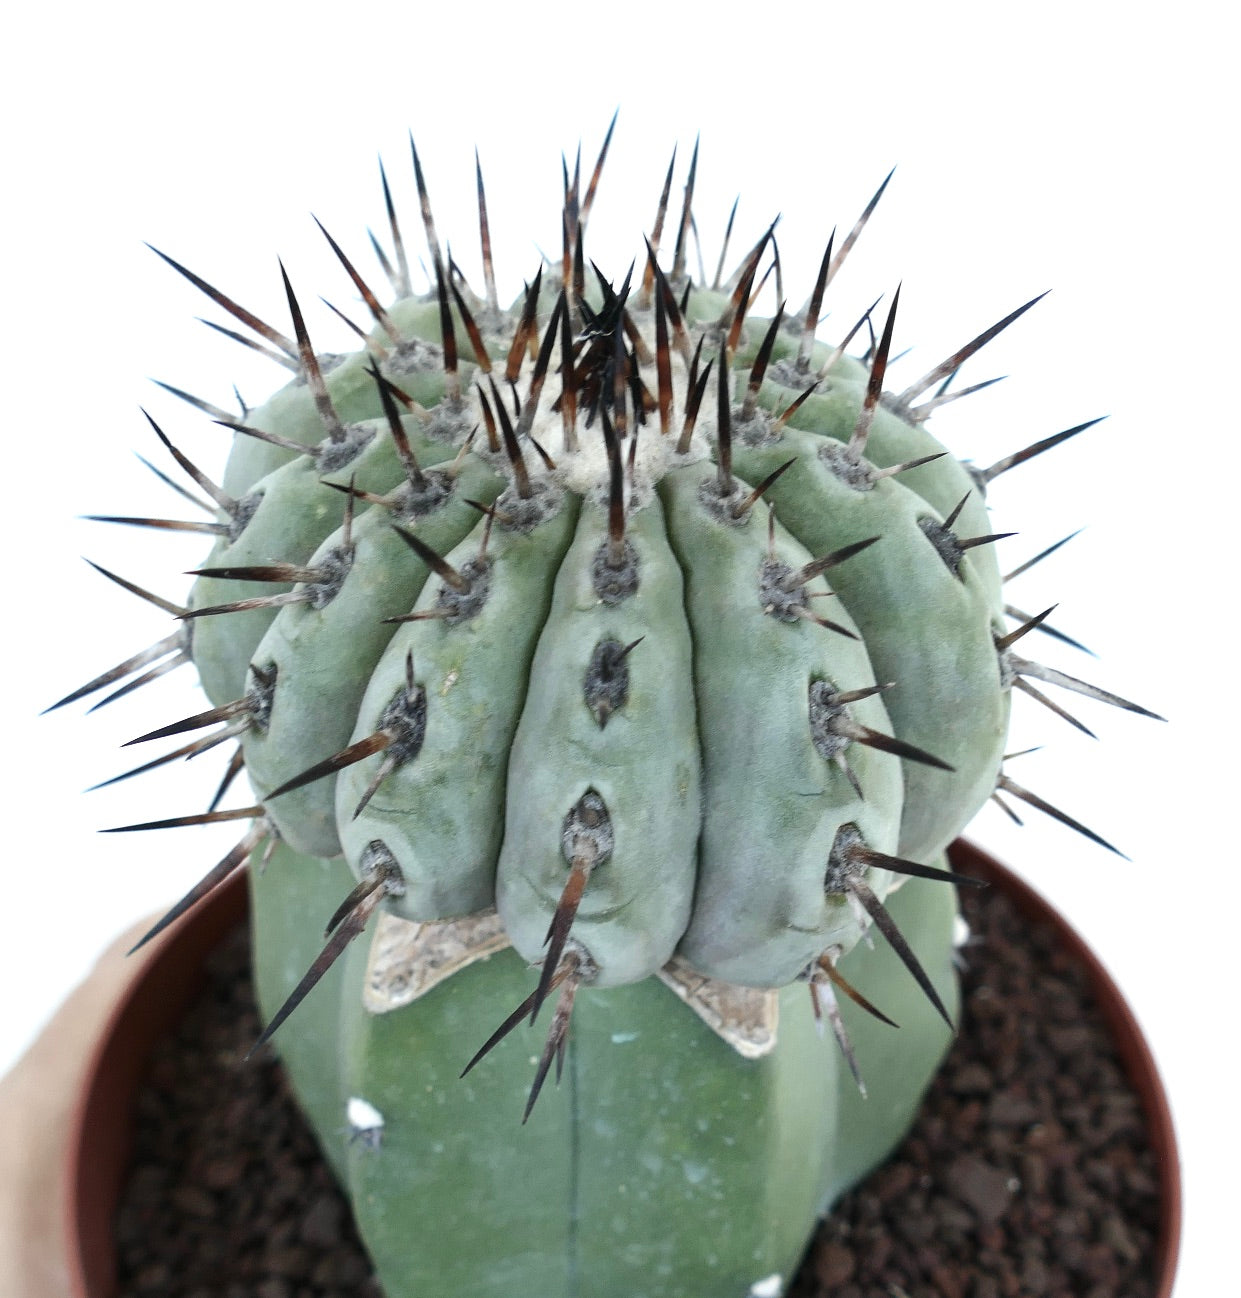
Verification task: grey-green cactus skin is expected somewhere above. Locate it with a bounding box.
[245,450,504,858]
[494,495,701,985]
[727,413,1008,862]
[248,840,958,1298]
[67,132,1159,1298]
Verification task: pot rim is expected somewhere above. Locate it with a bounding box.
[63,842,1180,1297]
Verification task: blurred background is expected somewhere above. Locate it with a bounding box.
[4,3,1234,1292]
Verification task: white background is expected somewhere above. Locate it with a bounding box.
[3,4,1235,1294]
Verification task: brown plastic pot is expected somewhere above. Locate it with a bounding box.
[950,841,1182,1293]
[65,872,248,1298]
[0,841,1179,1296]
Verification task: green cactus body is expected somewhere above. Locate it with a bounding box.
[245,451,504,858]
[247,841,358,1182]
[495,494,701,986]
[331,481,580,918]
[727,424,1008,861]
[192,418,404,705]
[658,459,903,985]
[71,133,1155,1298]
[760,367,1002,592]
[248,840,958,1298]
[218,316,452,495]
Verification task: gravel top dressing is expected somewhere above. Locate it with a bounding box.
[790,879,1162,1298]
[115,876,1162,1298]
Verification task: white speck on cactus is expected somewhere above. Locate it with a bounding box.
[347,1095,385,1148]
[748,1274,783,1297]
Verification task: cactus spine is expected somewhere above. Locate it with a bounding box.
[61,121,1159,1298]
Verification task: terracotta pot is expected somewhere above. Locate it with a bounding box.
[0,842,1180,1296]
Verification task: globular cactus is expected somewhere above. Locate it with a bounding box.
[60,121,1160,1298]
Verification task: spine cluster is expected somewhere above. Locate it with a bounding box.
[58,126,1160,1127]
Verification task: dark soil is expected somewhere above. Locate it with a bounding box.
[115,879,1163,1298]
[788,882,1163,1298]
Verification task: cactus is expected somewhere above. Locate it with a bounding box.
[59,122,1160,1298]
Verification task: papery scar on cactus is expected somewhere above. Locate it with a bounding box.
[63,119,1162,1298]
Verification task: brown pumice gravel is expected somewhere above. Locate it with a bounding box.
[115,874,1162,1297]
[791,878,1162,1298]
[114,927,382,1298]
